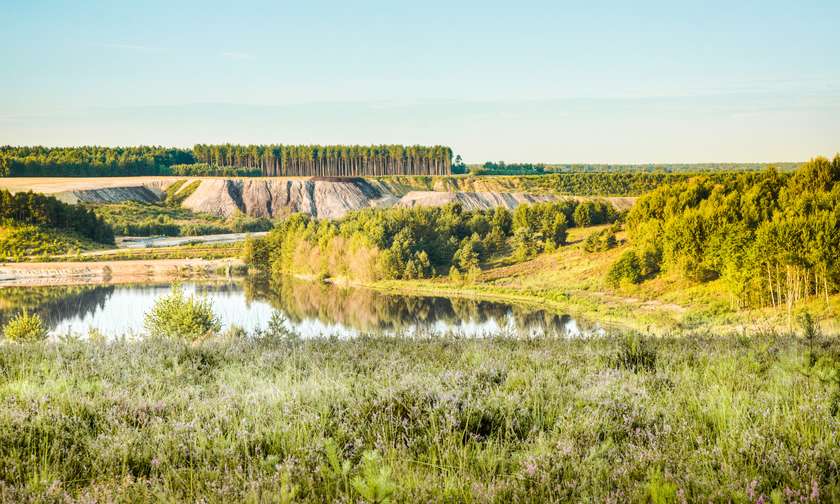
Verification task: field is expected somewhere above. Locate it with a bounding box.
[0,332,836,502]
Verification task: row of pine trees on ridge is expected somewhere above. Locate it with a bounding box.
[0,145,453,177]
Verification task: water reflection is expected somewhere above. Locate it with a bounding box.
[0,277,603,339]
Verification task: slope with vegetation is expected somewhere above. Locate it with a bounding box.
[92,201,271,237]
[380,171,752,196]
[239,156,840,333]
[245,199,618,282]
[611,156,840,313]
[0,189,114,260]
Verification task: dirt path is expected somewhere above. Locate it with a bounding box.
[0,258,243,287]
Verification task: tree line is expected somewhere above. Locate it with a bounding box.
[0,144,453,177]
[0,146,192,177]
[475,162,547,175]
[610,155,840,313]
[245,199,618,282]
[486,162,800,174]
[0,190,114,244]
[192,144,453,177]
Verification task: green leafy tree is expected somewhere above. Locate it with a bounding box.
[144,286,221,341]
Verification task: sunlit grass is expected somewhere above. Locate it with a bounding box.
[0,332,837,502]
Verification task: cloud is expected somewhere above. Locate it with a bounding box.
[220,51,256,61]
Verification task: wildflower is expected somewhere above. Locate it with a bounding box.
[523,457,538,477]
[747,480,758,500]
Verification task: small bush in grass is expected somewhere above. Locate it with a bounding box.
[611,334,657,373]
[144,286,221,341]
[351,451,396,503]
[3,311,49,341]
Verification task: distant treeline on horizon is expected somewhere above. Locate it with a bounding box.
[465,160,802,175]
[0,145,807,178]
[0,145,453,177]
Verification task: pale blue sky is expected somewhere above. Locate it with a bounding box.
[1,0,838,162]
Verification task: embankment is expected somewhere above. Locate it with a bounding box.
[0,176,636,218]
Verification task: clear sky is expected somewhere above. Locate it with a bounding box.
[1,0,838,163]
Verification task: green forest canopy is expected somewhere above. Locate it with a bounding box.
[613,155,840,309]
[0,189,114,244]
[0,145,453,177]
[246,199,618,282]
[1,145,804,178]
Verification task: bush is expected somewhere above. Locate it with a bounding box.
[144,286,221,340]
[607,250,643,286]
[227,213,273,233]
[242,236,271,269]
[3,311,49,341]
[584,228,618,253]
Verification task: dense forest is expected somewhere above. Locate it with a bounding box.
[0,189,114,244]
[192,144,453,176]
[611,156,840,311]
[0,144,453,177]
[0,146,192,177]
[246,199,617,281]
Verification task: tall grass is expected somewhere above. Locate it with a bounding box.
[0,333,836,502]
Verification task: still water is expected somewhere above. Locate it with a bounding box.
[0,278,603,339]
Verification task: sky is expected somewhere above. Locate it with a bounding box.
[1,0,838,163]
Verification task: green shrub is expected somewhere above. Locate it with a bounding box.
[3,311,49,341]
[607,250,643,286]
[144,286,221,340]
[584,228,618,253]
[350,451,396,503]
[242,236,271,269]
[227,213,273,233]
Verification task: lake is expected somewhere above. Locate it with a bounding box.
[0,277,604,339]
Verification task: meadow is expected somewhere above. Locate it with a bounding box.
[0,327,837,502]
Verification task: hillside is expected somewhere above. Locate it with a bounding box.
[0,176,636,220]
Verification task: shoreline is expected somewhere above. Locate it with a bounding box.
[0,257,242,287]
[3,257,834,335]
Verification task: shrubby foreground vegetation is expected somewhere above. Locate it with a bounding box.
[0,323,837,501]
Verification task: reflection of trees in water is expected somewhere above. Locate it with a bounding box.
[0,285,115,329]
[242,276,594,336]
[0,280,600,337]
[193,283,242,295]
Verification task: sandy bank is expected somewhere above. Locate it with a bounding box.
[0,258,243,287]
